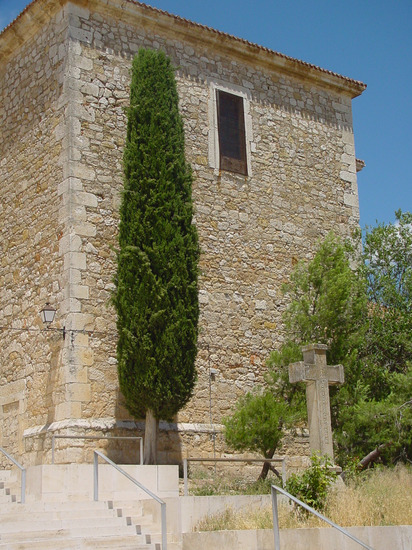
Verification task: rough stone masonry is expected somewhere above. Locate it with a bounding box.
[0,0,366,466]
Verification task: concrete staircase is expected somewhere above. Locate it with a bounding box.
[0,473,176,549]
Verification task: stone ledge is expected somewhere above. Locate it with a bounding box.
[182,525,412,550]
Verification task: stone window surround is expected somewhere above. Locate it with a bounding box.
[207,79,254,176]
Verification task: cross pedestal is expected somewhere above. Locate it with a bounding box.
[289,344,344,461]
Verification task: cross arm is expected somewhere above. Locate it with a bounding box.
[288,361,306,384]
[327,364,344,385]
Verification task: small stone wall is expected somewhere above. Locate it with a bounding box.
[182,526,412,550]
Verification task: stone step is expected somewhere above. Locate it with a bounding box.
[1,500,111,512]
[0,470,13,482]
[0,479,22,504]
[0,524,141,542]
[0,493,17,504]
[0,515,138,533]
[108,498,145,512]
[0,478,169,549]
[0,507,121,522]
[0,535,158,550]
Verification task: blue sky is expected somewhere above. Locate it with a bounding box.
[1,0,411,228]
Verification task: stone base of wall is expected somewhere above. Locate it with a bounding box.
[22,419,311,479]
[181,526,412,550]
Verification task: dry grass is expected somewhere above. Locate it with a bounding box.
[195,465,412,531]
[196,507,273,531]
[184,465,274,496]
[325,465,412,527]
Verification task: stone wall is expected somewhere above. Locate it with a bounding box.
[0,0,364,466]
[0,7,68,464]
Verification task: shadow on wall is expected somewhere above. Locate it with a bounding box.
[110,388,185,466]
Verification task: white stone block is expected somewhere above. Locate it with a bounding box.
[72,164,96,181]
[72,54,93,71]
[69,382,91,402]
[70,284,89,300]
[69,27,93,45]
[74,222,97,237]
[59,297,82,315]
[72,103,95,122]
[344,192,359,207]
[80,82,99,97]
[340,170,357,184]
[64,251,87,271]
[67,268,82,285]
[332,100,350,113]
[59,233,82,254]
[341,153,354,165]
[341,129,354,145]
[65,312,95,331]
[73,191,98,208]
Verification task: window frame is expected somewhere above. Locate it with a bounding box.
[208,81,253,176]
[216,89,248,175]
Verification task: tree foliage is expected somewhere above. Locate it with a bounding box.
[112,50,199,460]
[224,389,292,459]
[281,232,367,365]
[335,368,412,465]
[223,368,304,479]
[334,211,412,464]
[272,213,412,466]
[360,210,412,397]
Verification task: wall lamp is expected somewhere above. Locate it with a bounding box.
[40,303,66,339]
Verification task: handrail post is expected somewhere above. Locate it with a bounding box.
[183,458,188,496]
[93,451,99,501]
[281,458,286,487]
[271,485,281,550]
[21,469,26,504]
[140,437,143,465]
[161,501,167,550]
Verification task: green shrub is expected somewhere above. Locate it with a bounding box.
[285,453,337,512]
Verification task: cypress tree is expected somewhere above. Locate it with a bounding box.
[113,49,199,464]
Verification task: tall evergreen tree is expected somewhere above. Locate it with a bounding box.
[113,49,199,464]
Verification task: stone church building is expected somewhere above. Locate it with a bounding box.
[0,0,366,466]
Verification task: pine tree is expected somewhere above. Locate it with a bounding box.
[113,49,199,464]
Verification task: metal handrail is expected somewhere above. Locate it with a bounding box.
[183,457,286,496]
[93,450,167,550]
[23,433,143,465]
[271,484,375,550]
[0,447,26,504]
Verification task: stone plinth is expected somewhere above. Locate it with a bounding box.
[25,463,179,502]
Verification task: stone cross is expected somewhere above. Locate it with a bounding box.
[288,344,344,461]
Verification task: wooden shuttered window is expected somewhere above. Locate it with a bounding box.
[216,90,248,176]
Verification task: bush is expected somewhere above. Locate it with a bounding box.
[285,454,337,512]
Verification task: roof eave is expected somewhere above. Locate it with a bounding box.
[0,0,367,98]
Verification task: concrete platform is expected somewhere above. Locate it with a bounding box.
[25,463,179,502]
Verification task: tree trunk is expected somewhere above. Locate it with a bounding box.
[357,443,390,470]
[258,445,282,481]
[144,409,158,465]
[258,460,282,481]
